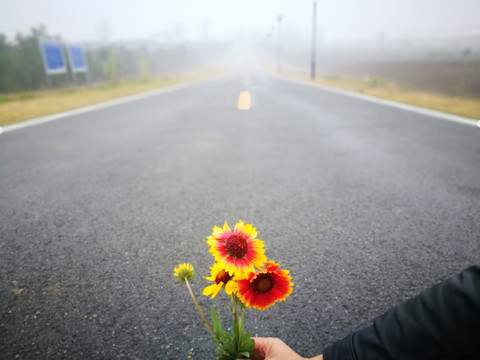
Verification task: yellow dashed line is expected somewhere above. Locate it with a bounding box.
[237,91,251,110]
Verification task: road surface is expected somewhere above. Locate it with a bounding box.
[1,68,479,359]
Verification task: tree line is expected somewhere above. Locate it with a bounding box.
[0,26,218,93]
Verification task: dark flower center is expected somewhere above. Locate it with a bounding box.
[215,269,233,284]
[252,273,274,293]
[225,234,248,259]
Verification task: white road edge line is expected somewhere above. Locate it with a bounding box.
[274,75,480,128]
[1,77,216,133]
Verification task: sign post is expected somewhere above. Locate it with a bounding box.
[39,40,67,87]
[67,44,89,84]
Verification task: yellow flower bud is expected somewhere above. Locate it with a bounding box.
[173,263,195,282]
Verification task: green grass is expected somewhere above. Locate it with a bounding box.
[18,92,36,100]
[0,95,11,104]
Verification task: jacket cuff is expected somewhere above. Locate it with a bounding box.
[323,333,356,360]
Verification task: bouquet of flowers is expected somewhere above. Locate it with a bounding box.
[174,221,293,360]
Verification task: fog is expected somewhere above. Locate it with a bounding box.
[1,0,480,98]
[2,0,480,43]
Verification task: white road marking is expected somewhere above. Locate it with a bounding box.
[276,75,479,128]
[1,78,216,133]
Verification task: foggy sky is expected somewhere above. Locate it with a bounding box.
[1,0,480,43]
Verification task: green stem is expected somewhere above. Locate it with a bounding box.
[240,305,245,332]
[233,295,241,353]
[184,279,216,338]
[233,295,240,328]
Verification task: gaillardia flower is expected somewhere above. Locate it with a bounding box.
[207,221,267,277]
[173,263,195,283]
[202,262,239,299]
[237,261,293,310]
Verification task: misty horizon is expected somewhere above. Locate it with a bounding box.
[1,0,480,45]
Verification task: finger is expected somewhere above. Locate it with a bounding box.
[252,337,271,359]
[253,337,280,358]
[252,337,268,355]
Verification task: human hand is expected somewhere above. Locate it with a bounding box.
[243,337,323,360]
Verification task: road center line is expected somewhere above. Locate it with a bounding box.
[237,91,251,110]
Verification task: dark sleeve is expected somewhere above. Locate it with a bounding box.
[323,265,480,360]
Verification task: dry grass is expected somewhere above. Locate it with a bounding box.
[283,73,480,121]
[0,72,216,127]
[3,70,478,127]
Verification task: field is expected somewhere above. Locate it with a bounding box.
[295,74,480,120]
[315,60,480,98]
[276,58,480,120]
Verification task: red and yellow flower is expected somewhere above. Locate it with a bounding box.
[237,261,293,310]
[202,262,239,299]
[206,221,267,277]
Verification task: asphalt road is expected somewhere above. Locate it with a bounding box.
[1,68,479,359]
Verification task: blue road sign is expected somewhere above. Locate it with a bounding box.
[67,45,88,72]
[40,41,67,74]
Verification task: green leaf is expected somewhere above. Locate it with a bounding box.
[239,307,245,332]
[239,331,255,354]
[220,332,232,342]
[240,330,252,341]
[232,320,239,342]
[238,351,251,358]
[211,308,224,338]
[219,332,234,353]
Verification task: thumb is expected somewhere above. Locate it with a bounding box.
[252,337,279,359]
[236,337,280,360]
[235,337,272,360]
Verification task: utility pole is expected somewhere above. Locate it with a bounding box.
[310,1,317,80]
[266,32,272,70]
[276,15,283,74]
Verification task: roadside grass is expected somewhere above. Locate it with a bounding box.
[0,72,217,127]
[287,73,480,121]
